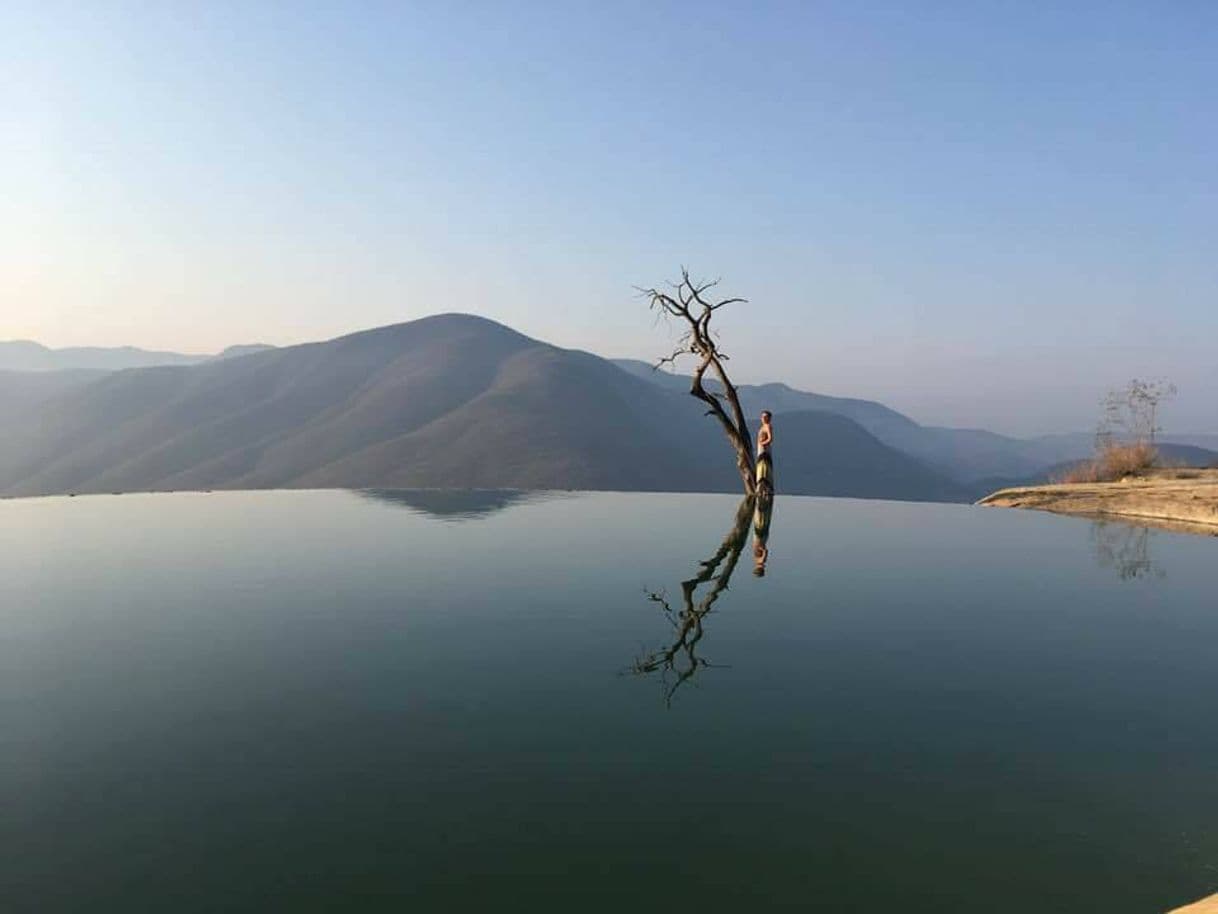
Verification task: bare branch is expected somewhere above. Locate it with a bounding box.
[640,269,757,495]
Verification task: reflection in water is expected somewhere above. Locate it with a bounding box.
[753,495,774,576]
[360,489,563,522]
[1090,519,1165,581]
[632,496,773,704]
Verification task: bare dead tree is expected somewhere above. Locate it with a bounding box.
[640,268,756,496]
[1097,377,1178,448]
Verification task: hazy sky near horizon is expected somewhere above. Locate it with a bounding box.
[3,1,1215,435]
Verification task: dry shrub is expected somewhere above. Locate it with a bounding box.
[1056,442,1158,484]
[1055,461,1101,485]
[1098,441,1158,478]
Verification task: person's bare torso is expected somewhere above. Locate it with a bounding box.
[757,422,772,455]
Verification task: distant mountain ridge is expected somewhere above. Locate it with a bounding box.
[612,359,918,434]
[4,320,1210,501]
[616,359,1215,483]
[0,340,275,372]
[0,315,964,502]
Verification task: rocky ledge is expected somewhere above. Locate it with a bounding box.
[977,468,1218,537]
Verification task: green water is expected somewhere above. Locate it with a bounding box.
[3,489,1216,912]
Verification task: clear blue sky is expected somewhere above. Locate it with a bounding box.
[3,1,1215,434]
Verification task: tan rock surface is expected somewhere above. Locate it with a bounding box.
[1168,892,1218,913]
[977,468,1218,536]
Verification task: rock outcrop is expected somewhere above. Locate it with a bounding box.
[978,468,1218,536]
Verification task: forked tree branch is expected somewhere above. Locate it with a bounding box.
[639,268,756,496]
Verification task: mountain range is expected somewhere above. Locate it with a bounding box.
[615,360,1218,483]
[0,340,274,372]
[1,315,1213,502]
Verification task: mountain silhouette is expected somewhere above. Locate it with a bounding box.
[0,314,964,502]
[614,358,1198,481]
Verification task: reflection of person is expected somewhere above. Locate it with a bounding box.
[752,495,773,576]
[755,410,774,498]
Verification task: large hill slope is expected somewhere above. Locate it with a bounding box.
[0,315,963,502]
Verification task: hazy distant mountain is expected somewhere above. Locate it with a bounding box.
[215,344,277,361]
[0,340,275,372]
[1163,433,1218,453]
[762,411,964,502]
[616,359,1060,480]
[617,358,1212,482]
[613,360,918,433]
[0,315,963,502]
[962,442,1218,502]
[7,326,1205,500]
[1158,443,1218,468]
[0,369,106,422]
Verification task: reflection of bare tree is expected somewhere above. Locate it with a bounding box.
[1090,520,1165,581]
[631,497,770,705]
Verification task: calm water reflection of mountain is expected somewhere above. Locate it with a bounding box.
[360,488,568,521]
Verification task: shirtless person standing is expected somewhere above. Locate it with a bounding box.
[755,410,774,498]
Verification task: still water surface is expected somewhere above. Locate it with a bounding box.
[3,490,1217,912]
